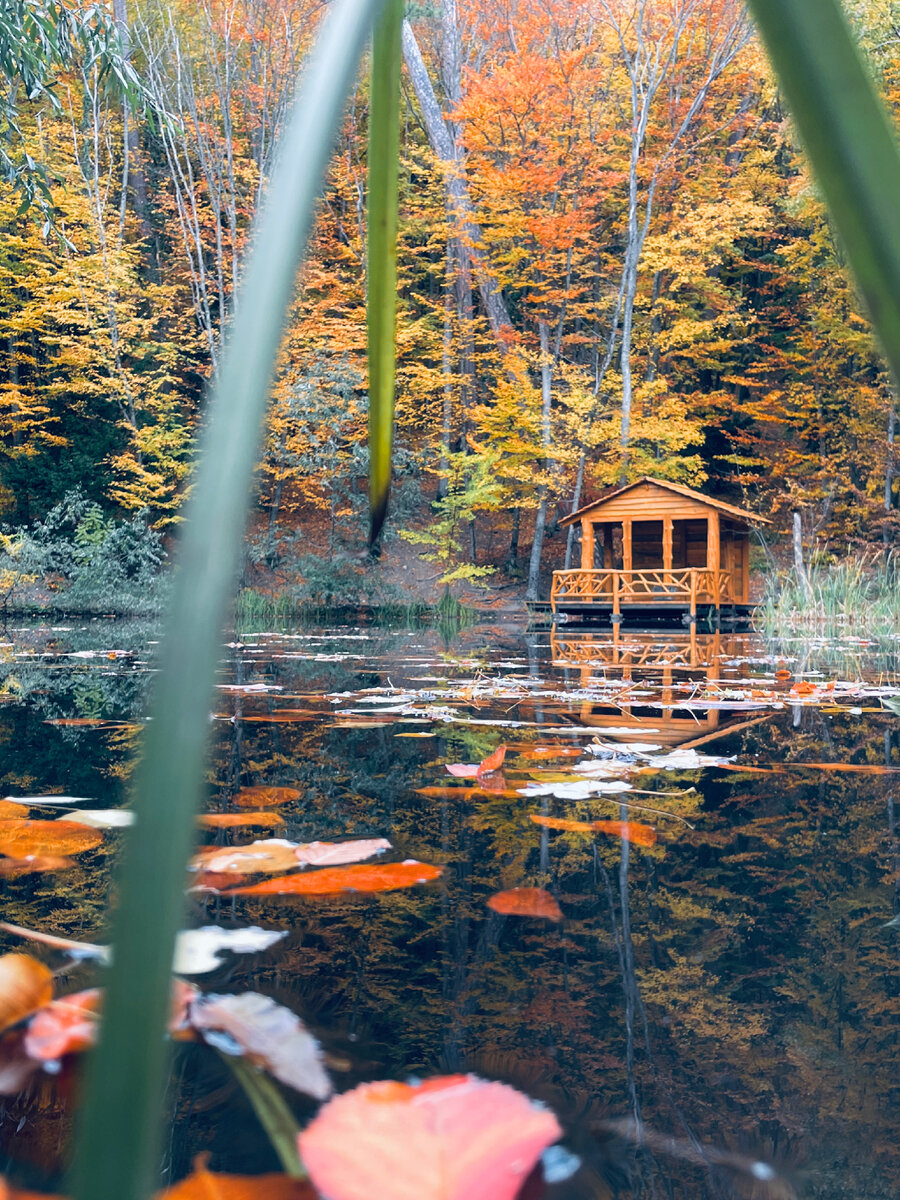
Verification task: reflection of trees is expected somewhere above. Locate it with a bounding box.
[4,625,900,1197]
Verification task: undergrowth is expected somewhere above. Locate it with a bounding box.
[755,553,900,638]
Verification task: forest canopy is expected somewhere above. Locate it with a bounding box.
[1,0,898,601]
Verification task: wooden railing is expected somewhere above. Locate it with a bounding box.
[550,568,734,614]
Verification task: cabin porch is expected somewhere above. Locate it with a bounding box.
[552,479,765,621]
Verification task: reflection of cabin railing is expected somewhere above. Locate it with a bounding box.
[550,568,734,615]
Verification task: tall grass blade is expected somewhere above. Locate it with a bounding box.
[224,1055,306,1179]
[367,0,403,547]
[746,0,900,387]
[69,0,386,1196]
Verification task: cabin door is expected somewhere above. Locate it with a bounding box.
[727,534,747,602]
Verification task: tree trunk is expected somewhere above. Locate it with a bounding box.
[401,21,514,344]
[885,400,896,546]
[526,321,554,601]
[506,506,520,571]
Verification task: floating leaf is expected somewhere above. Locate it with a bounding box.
[189,992,332,1100]
[222,860,442,897]
[24,989,102,1061]
[0,801,28,820]
[518,746,584,761]
[1,796,92,807]
[530,815,657,847]
[0,820,102,857]
[477,744,507,776]
[298,1074,562,1200]
[192,841,301,876]
[197,813,285,830]
[233,787,302,809]
[0,922,107,962]
[487,888,562,922]
[0,855,73,877]
[172,928,288,976]
[446,764,479,779]
[160,1162,316,1199]
[240,712,317,724]
[293,839,392,867]
[193,838,392,876]
[0,954,54,1035]
[68,811,134,829]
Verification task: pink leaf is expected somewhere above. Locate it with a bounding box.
[298,1074,561,1200]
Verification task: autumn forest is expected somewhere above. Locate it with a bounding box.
[2,0,899,612]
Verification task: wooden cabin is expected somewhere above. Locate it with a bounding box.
[551,477,769,620]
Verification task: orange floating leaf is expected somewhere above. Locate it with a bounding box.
[298,1074,561,1200]
[0,820,102,857]
[191,841,300,876]
[530,814,657,846]
[232,787,301,809]
[0,856,73,877]
[24,989,101,1061]
[518,746,583,760]
[160,1162,317,1199]
[0,802,27,820]
[222,860,442,897]
[774,668,792,682]
[0,955,54,1035]
[197,813,285,830]
[477,744,507,777]
[487,888,562,921]
[789,681,817,696]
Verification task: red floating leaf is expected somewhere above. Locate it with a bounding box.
[487,888,562,921]
[477,744,507,777]
[222,860,442,897]
[298,1074,561,1200]
[160,1162,317,1199]
[24,989,101,1061]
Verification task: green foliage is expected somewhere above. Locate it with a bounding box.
[401,452,502,588]
[16,488,167,613]
[755,551,900,636]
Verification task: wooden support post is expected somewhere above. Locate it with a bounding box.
[612,571,620,618]
[622,520,632,574]
[706,510,720,607]
[580,520,593,570]
[662,516,673,585]
[689,570,697,619]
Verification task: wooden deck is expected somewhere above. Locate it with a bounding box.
[550,567,747,617]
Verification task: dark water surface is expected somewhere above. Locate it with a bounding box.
[1,619,900,1199]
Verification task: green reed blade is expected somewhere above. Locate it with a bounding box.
[224,1055,306,1179]
[746,0,900,389]
[69,0,386,1196]
[367,0,403,547]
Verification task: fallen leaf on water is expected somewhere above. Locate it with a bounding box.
[477,744,507,776]
[193,838,392,876]
[232,787,301,809]
[518,746,584,760]
[1,796,91,807]
[0,802,27,820]
[298,1074,561,1200]
[222,860,442,897]
[789,681,817,696]
[189,992,332,1099]
[24,989,101,1061]
[0,820,102,856]
[0,955,54,1035]
[487,888,562,921]
[293,838,391,868]
[192,841,300,876]
[65,810,133,829]
[172,927,288,975]
[159,1163,317,1199]
[0,922,107,962]
[530,814,657,847]
[0,856,73,877]
[239,711,317,724]
[446,744,508,780]
[197,813,285,830]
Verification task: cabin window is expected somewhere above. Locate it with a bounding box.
[673,519,708,568]
[632,520,663,569]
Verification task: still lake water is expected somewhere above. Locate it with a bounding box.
[1,619,899,1199]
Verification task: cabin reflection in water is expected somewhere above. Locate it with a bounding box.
[551,627,770,749]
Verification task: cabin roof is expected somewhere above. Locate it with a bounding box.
[559,476,771,526]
